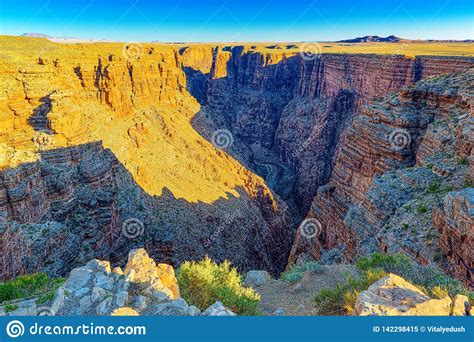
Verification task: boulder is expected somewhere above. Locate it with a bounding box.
[452,294,469,316]
[124,249,159,284]
[156,263,180,298]
[111,307,139,316]
[355,273,452,316]
[145,299,196,316]
[244,270,272,287]
[201,301,236,316]
[124,248,178,299]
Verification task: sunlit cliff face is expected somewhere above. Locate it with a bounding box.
[0,36,277,205]
[2,36,473,205]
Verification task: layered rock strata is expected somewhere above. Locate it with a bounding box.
[290,70,473,286]
[0,37,292,280]
[185,47,474,217]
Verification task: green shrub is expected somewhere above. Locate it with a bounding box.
[428,180,441,193]
[177,257,260,315]
[315,253,470,315]
[457,157,468,165]
[314,268,387,315]
[280,262,324,284]
[416,204,428,214]
[4,304,18,313]
[0,273,65,303]
[356,253,465,298]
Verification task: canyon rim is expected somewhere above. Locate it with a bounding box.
[0,35,473,316]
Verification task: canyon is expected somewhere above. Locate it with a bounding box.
[0,36,473,290]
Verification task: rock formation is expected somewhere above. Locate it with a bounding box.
[0,36,292,281]
[0,35,473,291]
[289,70,473,286]
[355,273,466,316]
[186,46,473,219]
[0,248,234,316]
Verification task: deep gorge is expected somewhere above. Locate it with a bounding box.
[0,38,472,287]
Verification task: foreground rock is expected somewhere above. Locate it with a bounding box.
[355,274,470,316]
[0,249,234,316]
[244,270,272,287]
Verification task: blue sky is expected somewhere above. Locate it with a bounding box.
[0,0,473,41]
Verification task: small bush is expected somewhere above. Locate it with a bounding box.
[356,253,465,298]
[0,273,65,303]
[177,257,260,315]
[430,285,449,299]
[428,180,441,193]
[280,262,324,284]
[416,204,428,214]
[315,253,470,315]
[457,157,468,165]
[314,268,387,315]
[4,304,18,313]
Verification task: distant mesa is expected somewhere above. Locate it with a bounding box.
[337,35,402,43]
[21,32,111,43]
[21,32,52,38]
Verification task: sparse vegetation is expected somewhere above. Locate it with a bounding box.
[314,268,387,315]
[314,253,472,315]
[0,273,65,303]
[4,304,18,313]
[416,204,428,214]
[428,179,441,193]
[280,262,324,284]
[177,257,260,315]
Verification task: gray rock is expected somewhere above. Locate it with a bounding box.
[96,297,113,316]
[133,295,148,312]
[201,301,236,316]
[188,305,201,316]
[150,289,171,302]
[115,291,129,307]
[86,260,111,274]
[244,270,272,287]
[95,274,114,290]
[77,296,93,315]
[273,308,285,316]
[74,287,90,298]
[63,267,92,290]
[146,298,191,316]
[50,287,66,315]
[91,287,107,303]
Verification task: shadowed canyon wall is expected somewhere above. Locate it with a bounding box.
[183,46,473,219]
[0,37,472,286]
[0,37,292,280]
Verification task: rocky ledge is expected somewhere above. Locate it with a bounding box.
[355,273,472,316]
[0,249,234,316]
